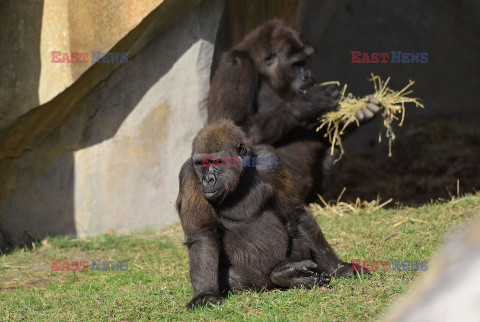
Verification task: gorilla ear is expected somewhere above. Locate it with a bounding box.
[236,143,247,156]
[265,53,276,66]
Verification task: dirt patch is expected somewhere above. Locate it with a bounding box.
[322,120,480,205]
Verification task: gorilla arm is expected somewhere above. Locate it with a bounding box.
[176,160,222,309]
[269,164,358,277]
[244,84,340,145]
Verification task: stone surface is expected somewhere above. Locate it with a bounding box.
[0,0,44,130]
[0,0,164,131]
[299,0,480,150]
[0,0,196,159]
[0,0,303,248]
[0,0,223,247]
[72,36,217,237]
[386,214,480,320]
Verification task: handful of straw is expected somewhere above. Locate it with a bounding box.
[317,74,424,160]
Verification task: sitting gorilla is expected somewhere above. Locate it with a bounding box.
[208,19,380,202]
[176,120,367,309]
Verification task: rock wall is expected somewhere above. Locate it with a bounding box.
[0,0,224,247]
[299,0,480,149]
[0,0,165,132]
[3,0,478,248]
[0,0,301,248]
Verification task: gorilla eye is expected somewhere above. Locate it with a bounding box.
[236,143,246,156]
[265,53,276,66]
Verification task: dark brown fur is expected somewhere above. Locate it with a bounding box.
[208,19,351,202]
[176,120,365,309]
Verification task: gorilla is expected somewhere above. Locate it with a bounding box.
[176,120,367,309]
[208,19,380,202]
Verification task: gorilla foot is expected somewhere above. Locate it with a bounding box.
[271,260,331,288]
[333,262,371,278]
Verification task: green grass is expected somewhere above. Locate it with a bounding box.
[1,195,479,320]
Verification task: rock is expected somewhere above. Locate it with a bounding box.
[386,214,480,321]
[0,0,224,246]
[0,0,165,132]
[0,0,301,248]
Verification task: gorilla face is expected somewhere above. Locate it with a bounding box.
[200,165,224,200]
[193,153,230,202]
[192,148,246,203]
[261,28,316,98]
[191,121,250,203]
[290,57,315,93]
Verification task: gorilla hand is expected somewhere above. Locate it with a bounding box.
[186,293,221,310]
[293,84,340,128]
[355,98,381,123]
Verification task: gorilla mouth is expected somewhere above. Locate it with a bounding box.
[299,82,315,93]
[204,189,222,200]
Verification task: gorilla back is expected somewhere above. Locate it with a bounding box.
[176,120,366,309]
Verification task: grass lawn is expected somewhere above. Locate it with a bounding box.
[1,194,479,320]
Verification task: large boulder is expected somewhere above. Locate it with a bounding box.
[386,214,480,320]
[0,0,165,132]
[0,0,300,248]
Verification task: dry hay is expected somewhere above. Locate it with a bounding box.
[317,74,424,161]
[309,187,393,217]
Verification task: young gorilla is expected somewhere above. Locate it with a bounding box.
[176,120,366,309]
[208,19,380,202]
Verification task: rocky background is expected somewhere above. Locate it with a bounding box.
[1,0,479,249]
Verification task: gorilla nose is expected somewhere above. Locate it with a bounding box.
[302,71,315,84]
[202,172,217,191]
